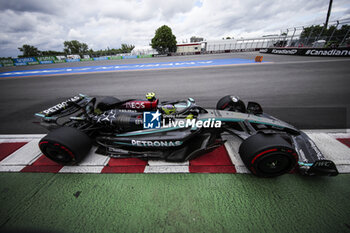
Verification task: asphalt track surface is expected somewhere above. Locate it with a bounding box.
[0,52,350,134]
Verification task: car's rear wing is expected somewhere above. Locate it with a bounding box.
[35,94,95,119]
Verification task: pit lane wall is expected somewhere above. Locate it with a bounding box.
[259,47,350,56]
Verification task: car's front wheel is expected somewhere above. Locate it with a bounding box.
[239,133,298,177]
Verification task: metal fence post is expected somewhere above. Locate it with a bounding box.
[340,27,350,47]
[296,26,304,47]
[283,29,289,47]
[326,20,339,47]
[305,25,314,46]
[314,24,325,47]
[290,28,296,47]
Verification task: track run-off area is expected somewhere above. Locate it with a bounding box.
[0,52,350,232]
[0,58,263,78]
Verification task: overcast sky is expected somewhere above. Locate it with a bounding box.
[1,0,350,57]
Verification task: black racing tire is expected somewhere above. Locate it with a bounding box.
[239,133,298,177]
[96,96,121,111]
[39,127,92,165]
[216,95,246,113]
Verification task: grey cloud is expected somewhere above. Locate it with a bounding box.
[0,0,62,14]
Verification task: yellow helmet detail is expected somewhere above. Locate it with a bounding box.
[161,105,176,115]
[146,92,156,101]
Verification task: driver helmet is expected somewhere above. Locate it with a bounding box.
[146,92,156,101]
[161,104,176,115]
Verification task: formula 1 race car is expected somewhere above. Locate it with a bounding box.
[34,93,339,177]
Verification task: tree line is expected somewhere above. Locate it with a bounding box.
[17,41,135,58]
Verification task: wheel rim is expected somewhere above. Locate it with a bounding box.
[256,153,292,175]
[41,142,74,163]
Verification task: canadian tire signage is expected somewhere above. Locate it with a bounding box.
[260,48,350,57]
[305,49,350,56]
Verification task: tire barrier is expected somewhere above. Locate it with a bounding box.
[255,56,263,62]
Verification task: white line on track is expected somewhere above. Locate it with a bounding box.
[223,135,249,173]
[144,165,189,173]
[59,166,105,173]
[144,160,190,173]
[306,133,350,165]
[75,146,110,166]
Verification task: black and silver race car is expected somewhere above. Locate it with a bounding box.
[34,93,338,177]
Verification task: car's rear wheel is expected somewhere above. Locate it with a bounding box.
[216,95,246,113]
[96,96,121,111]
[239,133,298,177]
[39,127,92,165]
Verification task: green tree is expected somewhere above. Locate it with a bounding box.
[151,25,177,54]
[300,25,324,39]
[18,44,41,57]
[120,44,135,53]
[41,50,65,56]
[300,24,350,44]
[63,40,89,55]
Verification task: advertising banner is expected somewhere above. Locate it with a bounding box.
[66,58,80,62]
[3,63,14,67]
[14,62,28,66]
[0,59,14,66]
[0,59,14,64]
[39,60,54,64]
[28,61,40,65]
[138,54,153,58]
[13,57,37,63]
[122,55,138,59]
[81,58,93,61]
[110,56,122,60]
[260,48,350,57]
[93,56,109,61]
[54,60,66,63]
[37,56,57,61]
